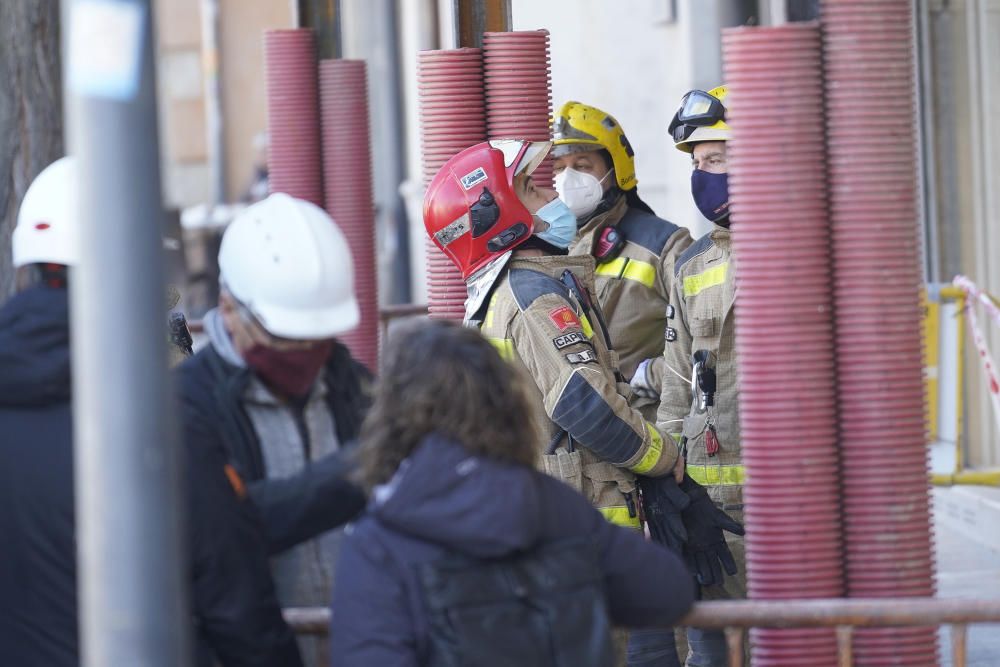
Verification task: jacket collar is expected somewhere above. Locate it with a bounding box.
[710,224,731,249]
[508,253,597,292]
[574,194,628,256]
[205,307,245,368]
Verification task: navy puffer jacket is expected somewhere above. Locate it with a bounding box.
[330,435,695,665]
[0,286,301,666]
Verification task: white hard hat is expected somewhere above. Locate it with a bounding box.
[13,157,80,268]
[218,192,360,340]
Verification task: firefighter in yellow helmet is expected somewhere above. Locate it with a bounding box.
[553,101,692,421]
[659,85,747,667]
[554,102,698,667]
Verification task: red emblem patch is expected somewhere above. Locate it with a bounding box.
[548,306,580,331]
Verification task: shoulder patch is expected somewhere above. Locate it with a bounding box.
[553,331,588,349]
[548,305,580,331]
[509,267,571,311]
[618,208,682,256]
[565,349,597,364]
[674,233,716,277]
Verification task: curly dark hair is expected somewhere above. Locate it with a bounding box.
[356,318,541,493]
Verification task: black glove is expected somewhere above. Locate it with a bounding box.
[678,475,745,587]
[638,475,689,555]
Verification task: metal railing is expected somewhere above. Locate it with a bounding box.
[284,597,1000,667]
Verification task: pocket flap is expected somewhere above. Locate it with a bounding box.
[541,450,584,492]
[583,462,636,493]
[691,316,716,338]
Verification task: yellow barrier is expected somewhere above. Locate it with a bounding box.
[931,470,1000,486]
[926,285,1000,486]
[923,291,941,440]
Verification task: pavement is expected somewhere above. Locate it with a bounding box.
[933,485,1000,666]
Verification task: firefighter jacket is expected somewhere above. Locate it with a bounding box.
[657,226,742,515]
[657,226,744,601]
[476,254,678,529]
[569,196,692,419]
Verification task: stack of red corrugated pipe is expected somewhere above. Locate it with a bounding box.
[418,48,488,321]
[823,1,937,664]
[264,29,324,207]
[723,22,843,666]
[318,59,378,371]
[264,29,380,368]
[483,30,554,188]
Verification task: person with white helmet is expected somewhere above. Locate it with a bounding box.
[0,158,303,666]
[658,85,747,667]
[174,192,369,667]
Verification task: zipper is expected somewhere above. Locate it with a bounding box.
[292,405,312,462]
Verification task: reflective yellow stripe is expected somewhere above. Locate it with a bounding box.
[683,261,729,297]
[686,463,745,486]
[595,257,657,288]
[595,258,627,279]
[623,260,656,288]
[483,292,499,329]
[487,337,514,361]
[580,313,594,339]
[599,506,641,529]
[630,422,665,474]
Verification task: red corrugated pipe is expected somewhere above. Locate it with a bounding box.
[264,29,324,208]
[319,59,378,370]
[482,30,554,188]
[724,22,843,666]
[823,1,938,664]
[418,48,488,320]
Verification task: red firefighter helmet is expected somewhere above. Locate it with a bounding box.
[423,139,551,279]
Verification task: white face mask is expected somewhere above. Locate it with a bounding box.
[555,167,612,219]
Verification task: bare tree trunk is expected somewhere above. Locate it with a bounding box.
[0,0,62,296]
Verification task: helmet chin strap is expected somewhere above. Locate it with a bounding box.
[519,234,569,255]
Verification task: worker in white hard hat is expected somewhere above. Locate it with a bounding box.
[659,85,747,667]
[0,158,303,666]
[174,192,370,667]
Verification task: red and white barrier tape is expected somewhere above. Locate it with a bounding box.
[953,275,1000,434]
[954,275,1000,330]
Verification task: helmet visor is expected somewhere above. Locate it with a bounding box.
[668,90,726,142]
[514,141,551,177]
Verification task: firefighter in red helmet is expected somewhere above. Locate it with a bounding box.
[424,139,684,529]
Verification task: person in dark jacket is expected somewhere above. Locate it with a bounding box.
[330,320,696,665]
[176,193,369,666]
[0,157,301,666]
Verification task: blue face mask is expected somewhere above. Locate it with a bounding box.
[533,198,578,249]
[691,169,730,225]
